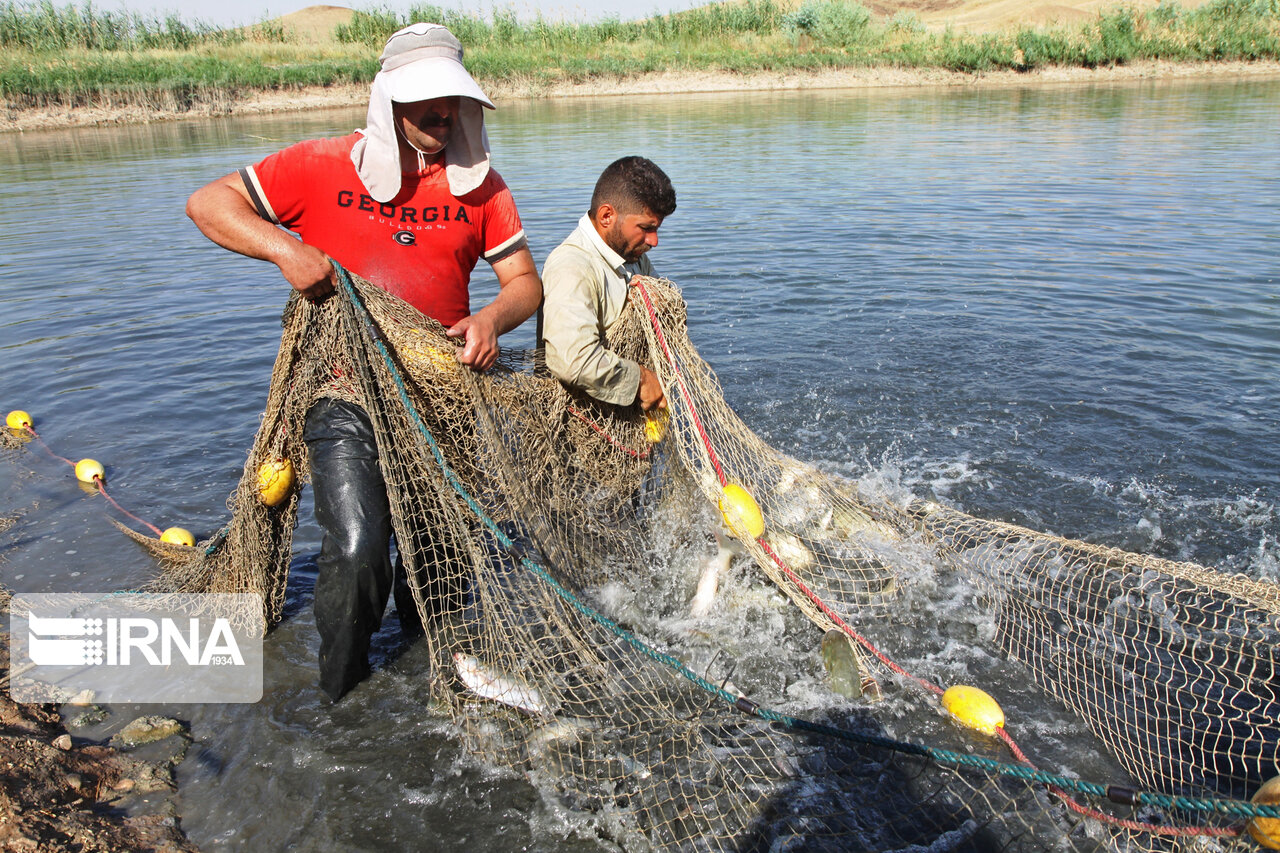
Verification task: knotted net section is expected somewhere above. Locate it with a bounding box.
[140,272,1279,852]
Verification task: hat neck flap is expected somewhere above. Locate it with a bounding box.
[350,72,491,204]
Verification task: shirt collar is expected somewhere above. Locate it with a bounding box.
[578,213,628,272]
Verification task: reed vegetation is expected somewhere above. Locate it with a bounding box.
[2,0,1277,114]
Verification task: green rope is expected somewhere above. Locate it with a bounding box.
[202,521,230,556]
[334,266,1280,825]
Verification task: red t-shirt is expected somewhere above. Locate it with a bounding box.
[242,133,526,326]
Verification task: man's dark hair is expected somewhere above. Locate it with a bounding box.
[590,156,677,220]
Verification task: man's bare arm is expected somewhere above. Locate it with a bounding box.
[448,246,541,371]
[186,173,335,301]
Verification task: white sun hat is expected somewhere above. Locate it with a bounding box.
[351,23,494,203]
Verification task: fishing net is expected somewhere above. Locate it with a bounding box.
[139,270,1280,852]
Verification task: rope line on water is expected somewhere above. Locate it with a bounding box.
[333,267,1276,834]
[15,424,166,538]
[96,480,163,537]
[23,425,76,467]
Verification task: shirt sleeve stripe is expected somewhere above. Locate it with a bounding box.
[238,166,279,225]
[484,230,527,263]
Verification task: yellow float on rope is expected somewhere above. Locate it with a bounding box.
[941,685,1005,736]
[160,527,196,547]
[1249,776,1280,849]
[257,457,295,507]
[74,458,105,485]
[6,410,32,430]
[719,483,765,540]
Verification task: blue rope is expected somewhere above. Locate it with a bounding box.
[333,265,1280,825]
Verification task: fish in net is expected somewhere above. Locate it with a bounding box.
[131,269,1280,852]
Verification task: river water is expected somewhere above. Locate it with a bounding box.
[1,76,1277,850]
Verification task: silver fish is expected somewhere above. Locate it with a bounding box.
[524,717,600,760]
[763,530,816,572]
[453,652,548,716]
[690,531,738,617]
[829,504,900,543]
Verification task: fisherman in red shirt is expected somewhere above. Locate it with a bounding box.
[186,23,541,701]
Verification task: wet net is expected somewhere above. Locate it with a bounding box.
[139,270,1280,852]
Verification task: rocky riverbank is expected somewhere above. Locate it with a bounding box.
[0,588,200,852]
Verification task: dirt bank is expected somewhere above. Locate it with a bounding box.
[0,589,200,853]
[4,59,1279,134]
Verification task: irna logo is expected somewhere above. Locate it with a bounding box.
[9,593,264,703]
[26,612,245,667]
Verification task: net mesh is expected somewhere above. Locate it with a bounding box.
[137,271,1279,852]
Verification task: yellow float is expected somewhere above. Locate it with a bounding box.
[644,408,669,443]
[719,483,764,540]
[1249,775,1280,849]
[941,685,1005,736]
[6,410,32,430]
[74,458,105,485]
[160,527,196,547]
[403,343,455,373]
[257,457,295,507]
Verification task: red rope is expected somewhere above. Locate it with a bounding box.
[566,405,650,460]
[24,426,75,466]
[632,280,727,487]
[758,537,943,696]
[23,426,165,538]
[996,728,1242,838]
[95,477,163,537]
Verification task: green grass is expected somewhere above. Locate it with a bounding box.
[2,0,1278,113]
[0,0,285,50]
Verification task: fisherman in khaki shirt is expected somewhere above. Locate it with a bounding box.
[540,157,676,411]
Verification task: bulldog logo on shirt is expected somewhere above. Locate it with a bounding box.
[393,231,416,246]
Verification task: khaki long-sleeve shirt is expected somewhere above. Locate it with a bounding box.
[541,214,654,406]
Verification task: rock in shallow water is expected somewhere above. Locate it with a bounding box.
[110,716,186,748]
